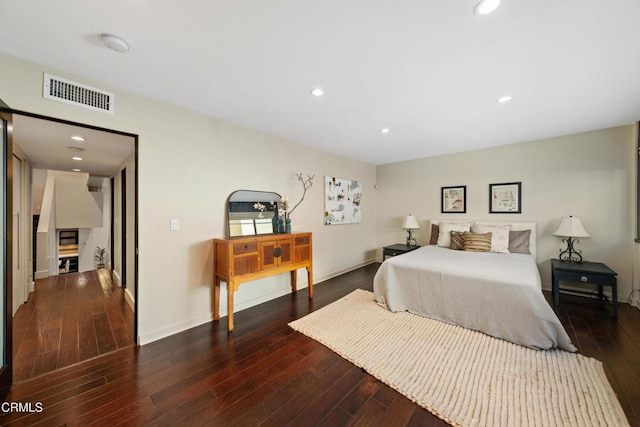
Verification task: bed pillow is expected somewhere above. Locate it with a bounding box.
[449,231,465,250]
[471,223,511,254]
[463,232,492,252]
[437,222,471,248]
[429,224,439,245]
[509,229,531,254]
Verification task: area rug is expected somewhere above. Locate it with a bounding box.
[288,289,629,427]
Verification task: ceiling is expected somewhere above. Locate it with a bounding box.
[12,115,134,177]
[1,1,639,165]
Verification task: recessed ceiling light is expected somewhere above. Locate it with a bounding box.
[474,0,500,15]
[310,88,324,97]
[72,156,83,161]
[381,128,390,134]
[71,135,85,141]
[101,33,130,53]
[497,95,512,103]
[73,169,81,172]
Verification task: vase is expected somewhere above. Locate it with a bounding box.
[285,217,291,234]
[277,218,284,233]
[272,213,279,233]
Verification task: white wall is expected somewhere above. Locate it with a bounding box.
[376,125,636,302]
[55,173,103,228]
[0,52,377,344]
[78,179,110,272]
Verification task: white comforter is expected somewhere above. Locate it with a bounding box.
[374,246,576,352]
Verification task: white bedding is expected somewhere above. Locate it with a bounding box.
[374,246,576,351]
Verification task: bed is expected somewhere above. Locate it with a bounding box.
[374,220,576,352]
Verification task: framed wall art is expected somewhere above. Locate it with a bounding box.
[441,185,466,213]
[489,182,521,213]
[324,176,362,225]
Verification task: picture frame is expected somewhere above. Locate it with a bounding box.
[441,185,466,213]
[324,176,362,225]
[489,182,521,213]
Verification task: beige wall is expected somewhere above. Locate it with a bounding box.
[376,125,637,301]
[0,52,377,344]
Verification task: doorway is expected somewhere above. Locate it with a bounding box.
[2,107,138,384]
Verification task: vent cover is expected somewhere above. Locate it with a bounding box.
[43,73,114,114]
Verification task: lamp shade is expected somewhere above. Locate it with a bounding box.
[401,214,420,230]
[553,216,590,238]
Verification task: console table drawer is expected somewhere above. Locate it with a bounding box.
[233,242,257,254]
[556,270,615,286]
[295,235,310,245]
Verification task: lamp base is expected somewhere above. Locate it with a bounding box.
[405,229,417,246]
[558,237,583,263]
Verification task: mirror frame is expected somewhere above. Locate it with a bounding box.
[226,189,281,238]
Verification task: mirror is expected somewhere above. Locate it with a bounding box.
[227,190,281,238]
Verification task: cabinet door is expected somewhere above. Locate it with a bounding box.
[260,240,278,270]
[260,237,293,270]
[278,237,293,266]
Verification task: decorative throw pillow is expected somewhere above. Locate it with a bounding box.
[429,224,439,245]
[509,229,531,254]
[437,222,471,248]
[471,223,511,254]
[449,231,465,250]
[463,232,492,252]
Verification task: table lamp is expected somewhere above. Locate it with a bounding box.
[401,214,420,246]
[553,215,590,263]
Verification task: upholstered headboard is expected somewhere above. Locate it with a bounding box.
[430,219,537,260]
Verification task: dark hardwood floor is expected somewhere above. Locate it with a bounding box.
[12,269,135,383]
[2,263,639,426]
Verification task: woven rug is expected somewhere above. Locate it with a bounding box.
[288,289,629,427]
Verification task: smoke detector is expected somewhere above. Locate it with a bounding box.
[101,34,130,53]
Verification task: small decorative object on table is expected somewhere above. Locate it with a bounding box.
[279,173,314,233]
[552,215,590,263]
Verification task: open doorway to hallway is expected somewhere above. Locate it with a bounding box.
[8,112,137,382]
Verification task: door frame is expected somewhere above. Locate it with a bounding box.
[120,168,127,288]
[0,106,140,345]
[0,109,14,399]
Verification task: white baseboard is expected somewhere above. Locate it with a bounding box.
[140,312,217,345]
[113,270,122,287]
[124,288,135,311]
[314,258,378,284]
[34,270,49,280]
[140,286,294,345]
[140,260,378,346]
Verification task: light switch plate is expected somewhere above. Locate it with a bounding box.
[170,219,180,231]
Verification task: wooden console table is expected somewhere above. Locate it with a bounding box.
[213,232,313,331]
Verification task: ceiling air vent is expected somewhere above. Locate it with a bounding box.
[43,73,115,114]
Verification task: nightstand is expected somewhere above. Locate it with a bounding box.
[383,244,420,260]
[551,259,617,317]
